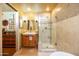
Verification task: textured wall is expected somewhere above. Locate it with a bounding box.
[0,5,2,56]
[55,4,79,22]
[56,15,79,55]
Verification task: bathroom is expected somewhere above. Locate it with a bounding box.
[0,3,79,56]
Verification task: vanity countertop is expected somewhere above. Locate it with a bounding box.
[22,32,38,35]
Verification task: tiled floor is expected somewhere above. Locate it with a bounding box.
[14,48,56,56]
[14,48,38,56]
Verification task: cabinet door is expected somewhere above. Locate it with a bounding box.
[32,35,38,47]
[29,35,36,47]
[22,35,29,47]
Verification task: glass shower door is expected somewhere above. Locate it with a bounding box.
[39,21,52,48]
[38,13,53,50]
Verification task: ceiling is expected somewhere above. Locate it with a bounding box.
[0,4,15,12]
[10,3,57,15]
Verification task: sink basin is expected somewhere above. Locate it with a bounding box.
[22,32,37,35]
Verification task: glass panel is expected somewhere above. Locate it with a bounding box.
[38,13,53,50]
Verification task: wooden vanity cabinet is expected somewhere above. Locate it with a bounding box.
[22,34,38,48]
[2,31,16,56]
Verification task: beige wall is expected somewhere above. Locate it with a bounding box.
[51,15,57,48]
[14,12,21,51]
[51,3,79,56]
[55,15,79,55]
[0,5,2,56]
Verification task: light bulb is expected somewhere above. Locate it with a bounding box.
[27,7,31,11]
[55,7,61,12]
[46,7,50,11]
